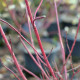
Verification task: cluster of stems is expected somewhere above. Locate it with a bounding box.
[0,0,80,80]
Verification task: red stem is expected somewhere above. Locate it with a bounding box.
[0,19,48,68]
[20,37,49,79]
[33,16,46,22]
[26,8,34,45]
[71,69,80,80]
[0,19,43,59]
[0,25,27,80]
[26,7,48,70]
[61,19,80,74]
[65,19,80,64]
[71,63,75,75]
[25,0,33,25]
[54,60,63,80]
[25,0,57,79]
[20,65,41,80]
[34,0,43,19]
[54,1,67,80]
[44,66,51,78]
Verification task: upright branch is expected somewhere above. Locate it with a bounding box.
[54,1,67,80]
[34,0,43,19]
[25,0,57,79]
[26,8,48,75]
[61,19,80,74]
[20,37,49,79]
[0,25,27,80]
[65,19,80,64]
[26,8,34,45]
[71,69,80,80]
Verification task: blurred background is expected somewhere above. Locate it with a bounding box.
[0,0,80,80]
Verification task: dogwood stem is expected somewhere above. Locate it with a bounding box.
[25,0,57,79]
[0,25,27,80]
[54,1,67,80]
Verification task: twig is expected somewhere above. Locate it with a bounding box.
[34,0,43,19]
[20,37,49,79]
[67,65,80,73]
[0,25,27,80]
[0,18,43,60]
[54,61,63,80]
[65,19,80,64]
[54,1,67,80]
[0,19,47,68]
[61,19,80,74]
[25,0,57,79]
[26,8,34,45]
[20,65,41,80]
[71,69,80,80]
[70,57,75,74]
[47,47,53,58]
[65,32,70,52]
[33,16,46,22]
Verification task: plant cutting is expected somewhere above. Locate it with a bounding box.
[0,0,80,80]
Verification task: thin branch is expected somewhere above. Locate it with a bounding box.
[65,32,70,52]
[67,65,80,73]
[71,69,80,80]
[0,19,47,68]
[61,19,80,74]
[26,8,34,45]
[34,0,43,19]
[54,1,67,80]
[0,18,43,60]
[47,47,53,58]
[19,37,49,79]
[54,61,63,80]
[25,0,57,79]
[26,9,47,69]
[65,19,80,64]
[44,66,51,78]
[0,25,27,80]
[20,65,41,80]
[70,57,75,74]
[33,16,46,22]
